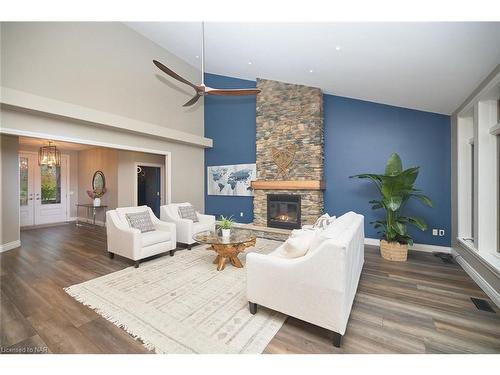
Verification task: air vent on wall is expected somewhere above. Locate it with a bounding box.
[470,297,496,313]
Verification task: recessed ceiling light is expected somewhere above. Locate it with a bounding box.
[248,61,252,65]
[335,46,342,51]
[195,55,199,59]
[309,69,314,73]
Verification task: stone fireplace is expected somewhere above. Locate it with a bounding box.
[251,78,324,227]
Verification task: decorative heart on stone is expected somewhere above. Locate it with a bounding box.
[271,145,297,177]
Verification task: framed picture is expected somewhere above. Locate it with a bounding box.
[207,163,256,196]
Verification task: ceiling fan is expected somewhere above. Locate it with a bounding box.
[153,22,260,107]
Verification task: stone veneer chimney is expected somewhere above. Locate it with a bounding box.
[252,78,324,226]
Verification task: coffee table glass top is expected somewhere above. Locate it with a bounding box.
[193,230,256,245]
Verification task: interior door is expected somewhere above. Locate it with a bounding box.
[137,165,161,218]
[19,153,36,226]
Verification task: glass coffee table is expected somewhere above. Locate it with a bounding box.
[193,230,257,271]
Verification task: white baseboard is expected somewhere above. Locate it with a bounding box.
[76,217,106,227]
[0,240,21,253]
[364,238,451,254]
[452,249,500,308]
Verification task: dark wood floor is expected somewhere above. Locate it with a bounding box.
[1,224,499,354]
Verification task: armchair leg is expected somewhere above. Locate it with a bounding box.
[332,332,342,348]
[169,250,175,256]
[187,244,192,250]
[134,261,140,268]
[108,252,114,259]
[249,302,258,315]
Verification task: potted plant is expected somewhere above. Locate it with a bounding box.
[87,187,107,207]
[218,215,235,238]
[350,153,433,262]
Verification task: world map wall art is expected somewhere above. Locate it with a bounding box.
[207,163,256,196]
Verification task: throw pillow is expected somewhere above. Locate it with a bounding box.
[178,205,199,222]
[278,230,315,258]
[125,211,155,233]
[312,213,336,229]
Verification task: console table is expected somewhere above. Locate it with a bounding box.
[75,204,108,227]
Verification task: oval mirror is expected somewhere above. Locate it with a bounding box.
[92,170,105,191]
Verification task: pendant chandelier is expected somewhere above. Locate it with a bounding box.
[38,141,61,167]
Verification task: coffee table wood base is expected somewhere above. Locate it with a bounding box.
[209,239,256,271]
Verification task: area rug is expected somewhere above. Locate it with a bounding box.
[65,238,286,354]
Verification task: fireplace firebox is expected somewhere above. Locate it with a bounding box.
[267,194,301,230]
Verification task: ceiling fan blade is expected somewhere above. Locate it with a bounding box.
[153,60,198,90]
[206,88,261,96]
[183,94,201,107]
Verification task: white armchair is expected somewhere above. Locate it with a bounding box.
[160,203,216,249]
[246,212,364,348]
[106,206,177,268]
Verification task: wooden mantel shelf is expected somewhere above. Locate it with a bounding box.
[251,180,325,190]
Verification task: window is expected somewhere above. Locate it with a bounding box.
[19,157,29,206]
[40,165,61,204]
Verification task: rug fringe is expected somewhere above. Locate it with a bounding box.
[64,286,157,352]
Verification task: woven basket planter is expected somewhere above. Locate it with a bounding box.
[380,239,408,262]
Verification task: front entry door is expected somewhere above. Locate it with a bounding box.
[19,152,69,227]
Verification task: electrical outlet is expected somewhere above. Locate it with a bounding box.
[240,212,244,217]
[432,229,438,236]
[439,229,445,236]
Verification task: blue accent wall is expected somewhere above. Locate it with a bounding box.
[204,74,451,246]
[324,95,451,246]
[204,73,256,222]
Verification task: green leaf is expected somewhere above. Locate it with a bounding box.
[369,200,384,210]
[384,153,403,176]
[413,194,433,207]
[384,196,402,211]
[350,173,382,181]
[408,217,427,231]
[393,222,407,236]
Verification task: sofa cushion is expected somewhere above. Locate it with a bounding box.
[125,211,155,233]
[309,211,357,251]
[277,230,315,258]
[141,230,172,247]
[178,205,199,222]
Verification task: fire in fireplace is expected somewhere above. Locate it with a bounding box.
[267,194,301,230]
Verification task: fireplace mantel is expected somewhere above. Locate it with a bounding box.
[251,180,325,191]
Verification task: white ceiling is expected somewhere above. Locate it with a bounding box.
[126,22,500,115]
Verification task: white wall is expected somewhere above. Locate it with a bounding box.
[1,22,204,136]
[0,135,20,246]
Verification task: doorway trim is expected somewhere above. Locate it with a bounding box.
[134,162,166,208]
[3,127,173,205]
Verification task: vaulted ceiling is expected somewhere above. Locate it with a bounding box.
[127,22,500,115]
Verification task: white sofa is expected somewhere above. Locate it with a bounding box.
[160,203,216,249]
[106,206,177,268]
[246,211,365,347]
